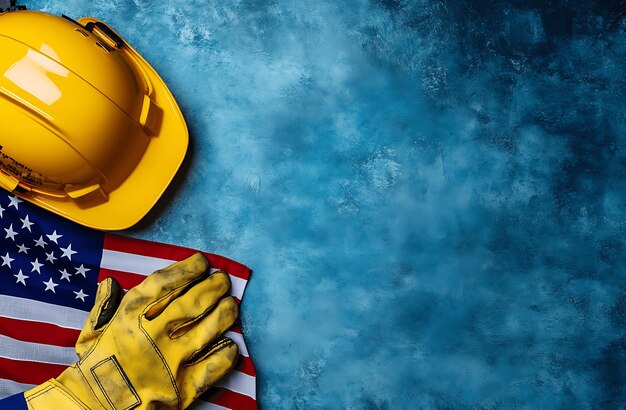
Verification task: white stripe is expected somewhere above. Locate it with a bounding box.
[0,302,250,359]
[224,331,248,357]
[228,276,246,301]
[100,250,246,299]
[0,378,35,398]
[189,401,230,410]
[0,335,255,399]
[0,335,75,365]
[0,295,88,330]
[0,300,254,358]
[101,250,176,275]
[0,380,251,409]
[215,370,256,399]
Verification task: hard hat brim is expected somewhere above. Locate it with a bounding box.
[21,18,189,231]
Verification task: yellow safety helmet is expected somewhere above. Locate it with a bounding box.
[0,9,188,230]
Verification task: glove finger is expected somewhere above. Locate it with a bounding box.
[173,297,239,358]
[75,277,123,357]
[131,253,211,319]
[149,270,231,337]
[179,337,239,407]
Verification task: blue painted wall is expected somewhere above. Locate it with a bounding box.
[27,1,626,407]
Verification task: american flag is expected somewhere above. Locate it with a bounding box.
[0,190,257,409]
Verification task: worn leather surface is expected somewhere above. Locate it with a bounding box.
[25,253,239,409]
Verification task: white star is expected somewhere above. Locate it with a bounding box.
[31,258,43,274]
[8,195,22,209]
[74,264,91,278]
[17,243,30,254]
[59,268,72,282]
[34,236,47,248]
[46,230,62,244]
[43,277,58,293]
[0,204,4,218]
[1,252,14,268]
[4,224,17,241]
[60,243,77,260]
[20,214,34,232]
[14,270,28,286]
[45,251,57,263]
[73,289,88,302]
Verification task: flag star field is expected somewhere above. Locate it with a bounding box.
[0,195,101,311]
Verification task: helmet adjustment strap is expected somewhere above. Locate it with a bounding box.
[61,14,124,50]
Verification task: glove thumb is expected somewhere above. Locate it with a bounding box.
[75,277,123,358]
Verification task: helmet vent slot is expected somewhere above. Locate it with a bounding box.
[95,41,110,53]
[74,28,89,37]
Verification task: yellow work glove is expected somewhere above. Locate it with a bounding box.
[24,253,240,409]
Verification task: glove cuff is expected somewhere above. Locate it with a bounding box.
[24,378,91,409]
[24,357,142,410]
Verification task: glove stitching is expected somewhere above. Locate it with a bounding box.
[24,256,238,410]
[78,300,124,362]
[26,382,90,409]
[137,274,215,408]
[80,281,118,360]
[24,383,54,401]
[75,283,129,410]
[139,312,183,409]
[75,279,112,360]
[50,383,91,410]
[74,363,111,410]
[90,356,141,410]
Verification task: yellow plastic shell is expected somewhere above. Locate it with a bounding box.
[0,10,188,230]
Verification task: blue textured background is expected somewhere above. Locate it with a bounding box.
[27,0,626,408]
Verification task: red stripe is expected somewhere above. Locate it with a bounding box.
[0,317,79,348]
[203,388,258,410]
[237,356,256,377]
[98,268,146,290]
[0,357,65,385]
[0,322,254,376]
[0,359,257,403]
[97,268,242,306]
[103,234,251,280]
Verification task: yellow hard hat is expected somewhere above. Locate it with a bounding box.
[0,10,188,230]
